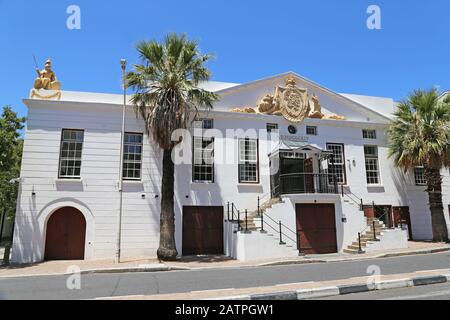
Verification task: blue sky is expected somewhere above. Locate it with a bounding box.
[1,0,449,117]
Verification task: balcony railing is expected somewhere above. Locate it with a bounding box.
[276,173,339,195]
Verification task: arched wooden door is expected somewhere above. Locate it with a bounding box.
[44,207,86,260]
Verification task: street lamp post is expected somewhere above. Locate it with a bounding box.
[115,59,127,263]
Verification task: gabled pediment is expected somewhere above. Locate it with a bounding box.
[213,72,392,123]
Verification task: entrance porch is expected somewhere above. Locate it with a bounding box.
[269,140,339,197]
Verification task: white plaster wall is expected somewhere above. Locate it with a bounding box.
[364,228,409,253]
[224,221,238,258]
[234,231,299,261]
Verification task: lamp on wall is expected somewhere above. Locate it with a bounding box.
[347,157,356,167]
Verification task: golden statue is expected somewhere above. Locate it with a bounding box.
[34,59,61,90]
[257,94,281,115]
[309,94,325,119]
[324,114,346,120]
[230,107,256,113]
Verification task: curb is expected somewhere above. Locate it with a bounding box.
[256,246,450,267]
[0,264,172,279]
[210,273,450,300]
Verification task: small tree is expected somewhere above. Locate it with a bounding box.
[388,89,450,242]
[0,106,25,241]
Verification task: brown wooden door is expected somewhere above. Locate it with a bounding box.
[304,158,314,193]
[296,204,337,254]
[44,207,86,260]
[182,206,224,255]
[393,206,412,239]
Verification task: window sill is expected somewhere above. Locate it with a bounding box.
[367,184,384,188]
[123,180,143,184]
[55,178,83,183]
[191,181,216,184]
[237,183,262,186]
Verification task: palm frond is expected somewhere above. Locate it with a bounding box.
[126,33,219,150]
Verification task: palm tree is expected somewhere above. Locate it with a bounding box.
[126,34,219,260]
[388,89,450,242]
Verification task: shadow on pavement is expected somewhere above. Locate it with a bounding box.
[176,255,234,263]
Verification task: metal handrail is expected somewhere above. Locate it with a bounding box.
[264,213,296,237]
[278,173,339,195]
[263,220,296,244]
[227,202,243,230]
[341,185,364,210]
[356,203,394,253]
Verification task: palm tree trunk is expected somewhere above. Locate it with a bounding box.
[425,167,449,242]
[157,148,178,260]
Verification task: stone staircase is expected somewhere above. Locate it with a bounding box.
[238,197,283,232]
[343,217,388,254]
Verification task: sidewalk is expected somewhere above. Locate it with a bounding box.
[0,241,449,278]
[100,268,450,300]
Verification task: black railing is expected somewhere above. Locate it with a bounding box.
[263,213,298,249]
[277,173,338,195]
[341,185,364,211]
[356,202,393,254]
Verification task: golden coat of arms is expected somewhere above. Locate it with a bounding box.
[231,75,346,122]
[274,77,310,123]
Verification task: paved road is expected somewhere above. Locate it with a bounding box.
[315,282,450,300]
[0,252,450,300]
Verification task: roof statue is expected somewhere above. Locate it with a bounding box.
[257,94,281,115]
[230,107,256,114]
[30,59,62,100]
[309,94,325,119]
[34,59,61,90]
[231,76,346,122]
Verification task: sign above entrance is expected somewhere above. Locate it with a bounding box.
[280,134,309,143]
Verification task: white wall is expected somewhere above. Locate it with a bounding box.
[364,229,409,253]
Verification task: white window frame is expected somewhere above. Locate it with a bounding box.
[363,129,377,139]
[193,118,214,130]
[364,145,381,185]
[266,123,279,133]
[414,166,427,186]
[123,132,143,181]
[58,129,84,179]
[326,143,346,185]
[306,126,318,136]
[238,138,259,184]
[192,136,215,183]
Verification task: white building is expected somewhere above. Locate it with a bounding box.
[11,72,450,263]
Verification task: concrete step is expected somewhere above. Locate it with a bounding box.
[343,248,364,254]
[347,244,367,250]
